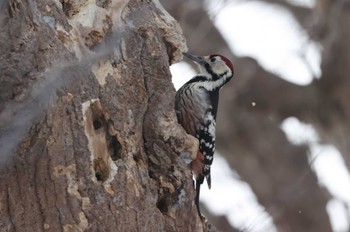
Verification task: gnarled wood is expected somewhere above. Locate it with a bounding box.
[0,0,215,231]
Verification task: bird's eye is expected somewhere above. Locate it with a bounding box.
[210,57,216,62]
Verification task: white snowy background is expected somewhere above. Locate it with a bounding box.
[170,0,350,231]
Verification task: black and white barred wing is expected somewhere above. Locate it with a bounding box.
[198,109,216,189]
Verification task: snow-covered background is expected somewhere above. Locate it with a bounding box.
[170,0,350,231]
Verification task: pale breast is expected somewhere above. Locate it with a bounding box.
[175,83,211,137]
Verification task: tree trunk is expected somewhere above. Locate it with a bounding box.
[0,0,212,231]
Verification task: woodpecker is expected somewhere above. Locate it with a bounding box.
[175,52,234,217]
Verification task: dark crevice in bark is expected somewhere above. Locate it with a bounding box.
[108,135,122,161]
[60,1,73,17]
[156,197,168,214]
[6,184,15,231]
[33,141,46,232]
[14,162,25,229]
[47,150,63,232]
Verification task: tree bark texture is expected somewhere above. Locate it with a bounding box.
[0,0,213,231]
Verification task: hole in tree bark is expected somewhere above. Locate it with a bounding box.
[88,100,123,181]
[90,101,106,131]
[156,197,168,214]
[93,158,109,182]
[93,119,102,130]
[133,154,139,162]
[95,172,103,181]
[108,136,122,161]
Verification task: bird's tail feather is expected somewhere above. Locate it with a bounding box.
[195,175,204,217]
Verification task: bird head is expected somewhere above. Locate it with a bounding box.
[183,52,234,81]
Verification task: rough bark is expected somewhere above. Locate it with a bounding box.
[0,0,214,231]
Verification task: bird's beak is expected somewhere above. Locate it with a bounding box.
[183,52,207,66]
